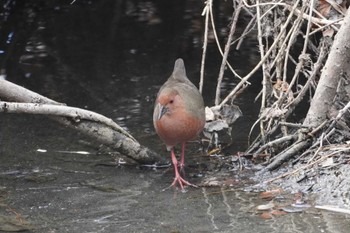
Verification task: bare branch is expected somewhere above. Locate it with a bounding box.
[215,0,243,105]
[0,101,136,141]
[0,80,162,164]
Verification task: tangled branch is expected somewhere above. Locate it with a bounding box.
[201,0,350,172]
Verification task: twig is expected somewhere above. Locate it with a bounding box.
[335,101,350,121]
[266,148,349,183]
[246,133,262,154]
[254,134,298,156]
[279,122,310,128]
[309,120,329,136]
[219,0,301,108]
[285,38,329,112]
[324,0,347,15]
[294,127,335,162]
[307,132,325,164]
[199,0,211,94]
[207,0,245,83]
[243,0,343,27]
[256,0,268,144]
[215,0,243,105]
[281,5,305,83]
[248,116,263,146]
[309,17,343,36]
[274,1,313,109]
[234,14,256,50]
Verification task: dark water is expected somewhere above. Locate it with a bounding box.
[0,1,349,232]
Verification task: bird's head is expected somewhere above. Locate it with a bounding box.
[155,89,182,120]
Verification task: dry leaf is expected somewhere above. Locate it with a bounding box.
[322,27,335,37]
[260,212,273,219]
[271,210,287,216]
[259,188,283,199]
[318,0,331,18]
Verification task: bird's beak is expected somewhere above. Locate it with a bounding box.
[157,103,169,120]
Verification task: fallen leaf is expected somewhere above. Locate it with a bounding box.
[318,0,331,18]
[260,212,273,219]
[271,210,287,216]
[322,28,335,37]
[259,188,283,199]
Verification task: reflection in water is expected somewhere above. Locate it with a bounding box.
[202,187,219,230]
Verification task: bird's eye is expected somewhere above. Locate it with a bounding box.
[169,100,174,104]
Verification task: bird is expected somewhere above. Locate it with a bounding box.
[153,58,206,190]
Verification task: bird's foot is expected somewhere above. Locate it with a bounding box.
[162,174,197,192]
[171,174,197,191]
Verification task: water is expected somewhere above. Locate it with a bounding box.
[0,1,349,232]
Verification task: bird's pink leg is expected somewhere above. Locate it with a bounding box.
[179,142,186,170]
[170,148,197,190]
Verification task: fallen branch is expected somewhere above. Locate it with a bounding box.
[254,134,298,156]
[0,79,162,164]
[266,139,310,171]
[0,101,136,141]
